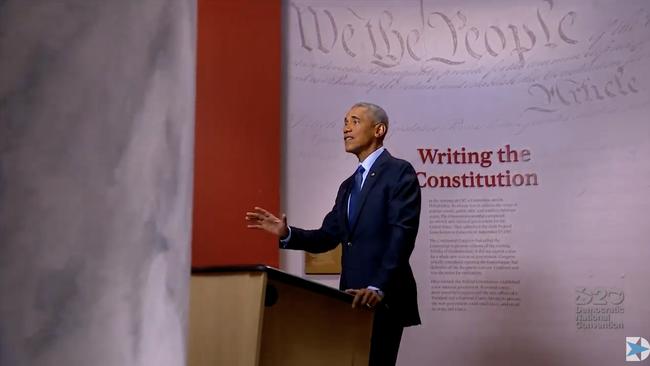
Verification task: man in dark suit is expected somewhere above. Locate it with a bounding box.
[246,102,421,366]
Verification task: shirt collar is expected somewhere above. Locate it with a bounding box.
[359,146,385,173]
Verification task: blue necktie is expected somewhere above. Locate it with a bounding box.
[348,165,365,227]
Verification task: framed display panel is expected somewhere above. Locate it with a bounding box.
[305,245,342,274]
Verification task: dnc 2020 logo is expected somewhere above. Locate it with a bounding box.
[626,337,650,362]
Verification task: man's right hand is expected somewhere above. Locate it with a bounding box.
[245,207,289,238]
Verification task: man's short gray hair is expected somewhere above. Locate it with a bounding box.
[351,102,389,129]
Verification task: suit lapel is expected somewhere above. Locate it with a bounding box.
[339,175,354,234]
[349,150,390,233]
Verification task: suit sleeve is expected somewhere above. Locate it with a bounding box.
[371,163,421,292]
[280,185,346,254]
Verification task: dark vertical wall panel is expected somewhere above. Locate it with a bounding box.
[193,0,281,267]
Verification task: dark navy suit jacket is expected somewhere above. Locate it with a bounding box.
[283,150,421,327]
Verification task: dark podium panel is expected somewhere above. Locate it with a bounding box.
[188,265,373,366]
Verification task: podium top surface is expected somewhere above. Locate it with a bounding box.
[192,264,356,304]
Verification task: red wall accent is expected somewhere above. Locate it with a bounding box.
[192,0,281,267]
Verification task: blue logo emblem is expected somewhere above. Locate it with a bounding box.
[626,337,650,362]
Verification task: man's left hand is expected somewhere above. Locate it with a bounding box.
[345,288,383,309]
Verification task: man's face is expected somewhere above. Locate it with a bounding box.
[343,106,383,158]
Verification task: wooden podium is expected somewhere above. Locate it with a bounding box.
[188,265,374,366]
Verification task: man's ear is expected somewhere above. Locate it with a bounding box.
[375,123,387,138]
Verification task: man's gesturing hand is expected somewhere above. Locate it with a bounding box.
[345,288,383,309]
[245,207,289,238]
